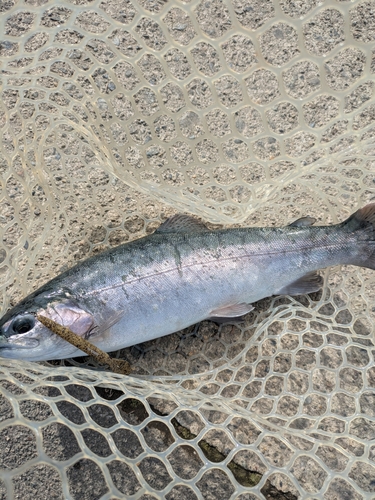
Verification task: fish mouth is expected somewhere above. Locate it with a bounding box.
[0,336,40,349]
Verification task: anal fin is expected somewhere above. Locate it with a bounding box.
[208,316,247,324]
[277,272,323,296]
[209,303,254,319]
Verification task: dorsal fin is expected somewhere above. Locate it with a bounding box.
[155,214,209,234]
[289,216,316,228]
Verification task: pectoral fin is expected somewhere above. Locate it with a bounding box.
[277,272,323,296]
[209,303,254,319]
[89,310,125,338]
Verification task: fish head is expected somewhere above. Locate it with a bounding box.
[0,289,95,361]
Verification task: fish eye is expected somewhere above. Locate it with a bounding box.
[12,315,35,335]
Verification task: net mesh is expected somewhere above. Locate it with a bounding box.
[1,0,375,498]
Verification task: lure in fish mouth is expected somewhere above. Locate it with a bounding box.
[0,291,98,361]
[1,204,375,362]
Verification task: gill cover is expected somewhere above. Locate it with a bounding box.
[44,301,95,337]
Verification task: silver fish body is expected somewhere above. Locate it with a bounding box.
[1,205,375,361]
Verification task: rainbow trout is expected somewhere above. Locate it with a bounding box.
[1,204,375,361]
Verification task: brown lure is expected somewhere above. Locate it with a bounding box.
[37,315,132,375]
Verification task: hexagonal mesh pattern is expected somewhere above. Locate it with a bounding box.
[1,0,375,498]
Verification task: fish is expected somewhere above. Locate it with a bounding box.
[1,204,375,362]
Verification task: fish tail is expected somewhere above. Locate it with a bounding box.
[341,203,375,270]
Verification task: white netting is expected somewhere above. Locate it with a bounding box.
[1,0,375,498]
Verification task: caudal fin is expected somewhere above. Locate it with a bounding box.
[342,203,375,270]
